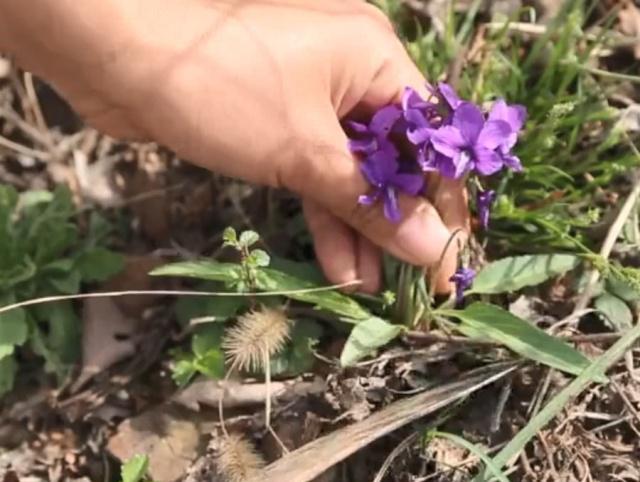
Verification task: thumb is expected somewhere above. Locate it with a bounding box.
[283,113,451,268]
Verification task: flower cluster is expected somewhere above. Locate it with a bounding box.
[346,83,526,226]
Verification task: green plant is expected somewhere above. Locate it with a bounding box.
[160,229,334,386]
[0,185,123,395]
[120,454,151,482]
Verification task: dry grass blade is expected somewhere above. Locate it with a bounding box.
[476,321,640,481]
[222,307,291,372]
[217,433,266,482]
[0,281,361,317]
[246,362,518,482]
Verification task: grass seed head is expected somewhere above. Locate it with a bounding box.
[216,433,265,482]
[222,307,291,372]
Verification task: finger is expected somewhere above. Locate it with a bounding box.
[427,176,470,293]
[285,127,451,268]
[356,234,382,294]
[303,199,359,291]
[357,37,431,109]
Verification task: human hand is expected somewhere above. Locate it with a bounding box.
[0,0,469,293]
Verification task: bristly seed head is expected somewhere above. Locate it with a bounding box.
[222,307,291,372]
[216,433,265,482]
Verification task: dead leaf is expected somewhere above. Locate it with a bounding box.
[107,405,210,482]
[70,298,137,393]
[102,255,166,318]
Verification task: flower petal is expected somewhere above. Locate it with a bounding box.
[348,137,377,154]
[402,87,428,111]
[383,186,401,223]
[358,191,380,206]
[392,173,425,196]
[432,152,465,179]
[364,148,399,183]
[430,125,466,158]
[502,152,523,171]
[473,147,503,176]
[477,120,512,150]
[346,120,369,134]
[405,108,429,129]
[407,126,433,145]
[488,99,527,132]
[370,105,402,136]
[452,102,485,144]
[438,82,462,110]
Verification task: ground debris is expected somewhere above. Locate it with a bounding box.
[107,405,215,482]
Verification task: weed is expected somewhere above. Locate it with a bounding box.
[0,185,122,395]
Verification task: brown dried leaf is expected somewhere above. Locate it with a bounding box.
[70,298,137,393]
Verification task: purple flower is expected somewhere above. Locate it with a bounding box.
[430,102,512,178]
[347,105,402,156]
[476,189,496,230]
[401,87,437,145]
[488,99,527,171]
[358,152,425,223]
[436,82,463,112]
[450,267,476,306]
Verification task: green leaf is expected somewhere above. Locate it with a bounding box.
[239,230,260,248]
[30,323,66,380]
[256,268,370,320]
[175,295,246,326]
[0,355,16,396]
[471,254,581,294]
[446,303,599,379]
[0,345,14,360]
[222,226,238,246]
[271,320,323,376]
[191,325,224,358]
[268,257,325,284]
[0,308,28,347]
[172,357,198,387]
[595,293,633,331]
[152,260,371,320]
[46,268,82,294]
[250,249,270,268]
[340,317,403,366]
[606,275,640,302]
[77,248,124,282]
[120,454,149,482]
[45,302,80,364]
[16,190,54,211]
[151,260,242,283]
[193,349,225,379]
[0,258,36,290]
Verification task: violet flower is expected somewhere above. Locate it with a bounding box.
[450,267,476,307]
[436,82,463,112]
[347,105,402,156]
[476,189,496,230]
[488,99,527,171]
[430,102,512,178]
[401,87,437,146]
[358,152,425,223]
